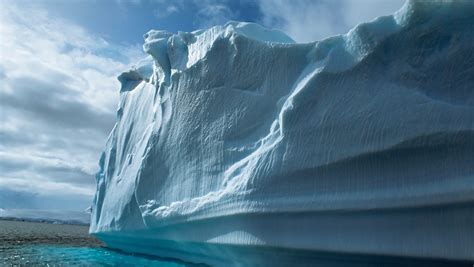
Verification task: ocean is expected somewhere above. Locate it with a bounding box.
[0,220,195,266]
[1,219,471,266]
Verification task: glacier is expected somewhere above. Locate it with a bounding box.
[90,0,474,265]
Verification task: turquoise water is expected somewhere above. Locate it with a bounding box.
[0,220,194,266]
[5,245,189,266]
[1,220,471,266]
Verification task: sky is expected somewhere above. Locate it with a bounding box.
[0,0,405,211]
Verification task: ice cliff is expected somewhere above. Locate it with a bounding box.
[91,1,474,265]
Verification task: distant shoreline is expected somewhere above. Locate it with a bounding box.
[0,220,103,248]
[0,216,89,226]
[0,208,91,225]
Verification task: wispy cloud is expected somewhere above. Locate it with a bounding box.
[0,3,143,208]
[257,0,405,42]
[150,0,404,41]
[154,3,180,19]
[193,1,238,28]
[152,0,238,29]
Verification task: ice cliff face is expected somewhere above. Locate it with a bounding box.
[91,1,474,265]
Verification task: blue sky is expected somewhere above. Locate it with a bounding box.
[0,0,404,211]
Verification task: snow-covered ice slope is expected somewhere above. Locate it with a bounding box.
[91,1,474,265]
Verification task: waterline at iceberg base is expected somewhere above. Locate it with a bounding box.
[90,0,474,265]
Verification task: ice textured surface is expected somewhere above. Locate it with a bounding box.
[91,1,474,265]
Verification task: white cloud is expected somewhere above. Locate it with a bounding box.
[0,176,94,197]
[154,4,180,19]
[257,0,405,42]
[194,2,237,28]
[0,3,144,207]
[153,0,237,28]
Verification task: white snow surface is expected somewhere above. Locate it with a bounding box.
[91,1,474,265]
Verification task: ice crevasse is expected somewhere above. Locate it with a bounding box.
[91,1,474,265]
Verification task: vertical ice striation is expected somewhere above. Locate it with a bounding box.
[91,1,474,265]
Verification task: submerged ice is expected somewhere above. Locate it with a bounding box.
[91,1,474,265]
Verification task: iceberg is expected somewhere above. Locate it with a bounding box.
[90,0,474,265]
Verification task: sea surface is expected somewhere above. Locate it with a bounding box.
[1,219,471,266]
[0,220,195,266]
